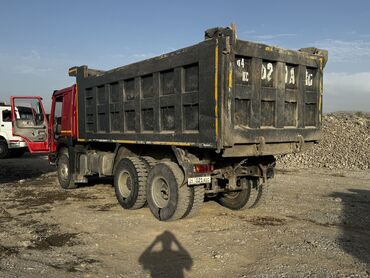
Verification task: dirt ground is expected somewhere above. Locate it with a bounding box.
[0,155,369,278]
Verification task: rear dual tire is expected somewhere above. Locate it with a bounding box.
[218,178,267,210]
[183,185,205,219]
[115,159,204,221]
[146,161,191,221]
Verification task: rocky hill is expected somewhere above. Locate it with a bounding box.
[277,112,370,170]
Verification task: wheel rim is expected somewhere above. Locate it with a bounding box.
[152,177,170,208]
[118,171,132,198]
[0,145,5,155]
[226,191,242,199]
[59,162,69,181]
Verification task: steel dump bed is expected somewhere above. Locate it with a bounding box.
[71,26,327,157]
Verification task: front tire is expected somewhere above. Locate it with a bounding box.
[146,162,191,221]
[0,141,9,159]
[57,152,77,189]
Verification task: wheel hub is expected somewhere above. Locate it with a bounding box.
[226,191,241,199]
[152,177,170,208]
[60,163,69,180]
[118,171,132,198]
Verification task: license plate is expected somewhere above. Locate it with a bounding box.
[188,176,211,185]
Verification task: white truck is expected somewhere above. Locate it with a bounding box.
[0,104,28,158]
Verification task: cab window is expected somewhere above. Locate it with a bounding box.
[54,97,63,137]
[2,110,11,122]
[13,99,45,126]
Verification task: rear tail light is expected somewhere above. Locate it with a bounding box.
[9,140,20,143]
[193,164,214,173]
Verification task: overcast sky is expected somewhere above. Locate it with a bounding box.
[0,0,369,112]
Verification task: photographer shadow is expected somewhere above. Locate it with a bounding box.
[139,230,193,278]
[330,189,370,270]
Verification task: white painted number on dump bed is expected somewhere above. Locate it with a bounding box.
[236,58,275,83]
[306,70,313,86]
[261,62,274,82]
[242,71,249,82]
[236,58,316,88]
[236,58,245,68]
[237,58,249,82]
[285,66,295,85]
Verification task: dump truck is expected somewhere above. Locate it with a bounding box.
[10,26,327,221]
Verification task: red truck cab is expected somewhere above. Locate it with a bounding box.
[10,85,77,157]
[49,85,78,155]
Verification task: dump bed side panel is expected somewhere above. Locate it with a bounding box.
[222,39,325,147]
[75,40,218,148]
[74,28,326,156]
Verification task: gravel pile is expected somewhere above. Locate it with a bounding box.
[277,112,370,170]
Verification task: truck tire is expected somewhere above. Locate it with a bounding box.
[140,156,157,170]
[114,157,147,210]
[139,156,158,207]
[57,152,77,189]
[182,185,205,219]
[218,178,267,210]
[248,179,269,208]
[146,161,191,221]
[0,141,9,159]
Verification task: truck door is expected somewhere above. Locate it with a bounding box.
[49,86,76,154]
[1,108,13,139]
[10,96,50,153]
